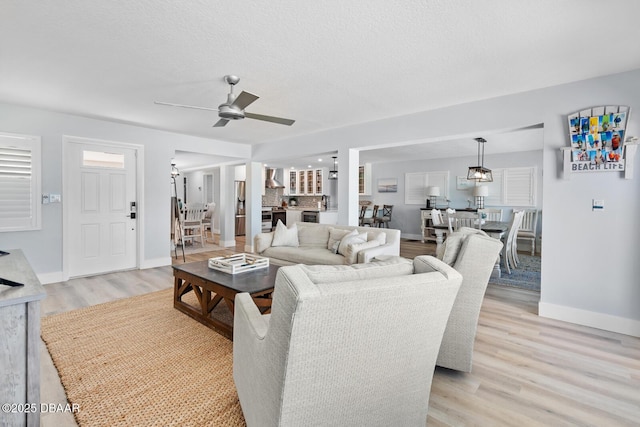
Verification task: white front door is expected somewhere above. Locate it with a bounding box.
[67,141,137,277]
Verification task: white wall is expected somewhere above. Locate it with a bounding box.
[0,102,250,280]
[252,69,640,336]
[365,149,544,239]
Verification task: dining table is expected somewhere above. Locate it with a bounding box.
[433,221,509,278]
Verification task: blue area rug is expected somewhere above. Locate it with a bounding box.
[489,254,541,292]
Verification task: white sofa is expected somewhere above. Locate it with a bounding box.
[253,221,400,265]
[233,255,463,426]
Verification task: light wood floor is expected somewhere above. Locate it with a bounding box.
[40,237,640,426]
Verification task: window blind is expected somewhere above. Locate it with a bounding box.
[485,166,536,207]
[404,171,450,204]
[0,134,41,231]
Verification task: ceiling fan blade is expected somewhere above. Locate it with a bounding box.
[213,118,230,127]
[245,112,295,126]
[231,91,259,110]
[154,101,219,112]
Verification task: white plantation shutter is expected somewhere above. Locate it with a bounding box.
[504,167,535,206]
[405,172,426,204]
[405,171,450,204]
[0,133,41,231]
[484,167,536,207]
[484,169,504,206]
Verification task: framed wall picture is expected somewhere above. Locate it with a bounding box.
[456,176,471,190]
[377,178,397,193]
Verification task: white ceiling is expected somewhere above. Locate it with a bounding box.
[266,125,544,170]
[2,1,640,156]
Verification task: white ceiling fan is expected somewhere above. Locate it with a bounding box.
[154,75,295,127]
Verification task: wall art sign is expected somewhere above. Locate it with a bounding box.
[567,106,630,173]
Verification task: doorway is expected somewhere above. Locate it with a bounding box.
[64,137,142,278]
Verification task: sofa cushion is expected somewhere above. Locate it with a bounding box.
[262,246,346,265]
[299,256,413,284]
[344,240,381,264]
[437,227,487,265]
[271,220,299,247]
[338,232,367,256]
[327,227,355,253]
[297,223,330,248]
[367,230,387,245]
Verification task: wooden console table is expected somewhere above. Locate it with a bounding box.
[0,249,46,427]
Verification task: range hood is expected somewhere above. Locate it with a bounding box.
[265,168,285,189]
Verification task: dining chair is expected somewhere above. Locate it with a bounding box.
[477,208,503,222]
[502,210,525,275]
[358,204,368,226]
[516,209,539,256]
[361,205,377,227]
[447,211,478,233]
[374,205,393,228]
[182,203,206,247]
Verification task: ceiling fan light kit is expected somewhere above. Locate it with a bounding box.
[467,137,493,182]
[155,74,295,127]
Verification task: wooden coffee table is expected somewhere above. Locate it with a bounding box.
[172,260,280,339]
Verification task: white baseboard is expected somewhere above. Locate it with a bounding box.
[539,302,640,337]
[219,239,236,248]
[38,271,65,285]
[141,257,171,269]
[38,257,171,285]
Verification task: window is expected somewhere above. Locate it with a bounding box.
[405,171,450,204]
[82,150,125,168]
[485,166,536,207]
[0,132,42,231]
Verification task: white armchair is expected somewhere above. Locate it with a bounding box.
[233,257,463,427]
[434,229,504,372]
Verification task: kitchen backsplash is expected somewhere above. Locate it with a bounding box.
[262,187,325,208]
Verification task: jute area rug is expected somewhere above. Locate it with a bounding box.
[41,289,245,427]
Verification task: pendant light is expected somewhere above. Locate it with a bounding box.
[328,156,338,180]
[467,137,493,182]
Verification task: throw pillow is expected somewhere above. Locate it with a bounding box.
[344,240,381,264]
[338,232,368,256]
[271,220,299,247]
[437,227,487,265]
[367,231,387,245]
[297,223,330,248]
[328,228,356,253]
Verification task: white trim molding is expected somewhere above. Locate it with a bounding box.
[539,302,640,338]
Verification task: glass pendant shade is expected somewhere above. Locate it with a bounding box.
[467,137,493,182]
[328,156,338,180]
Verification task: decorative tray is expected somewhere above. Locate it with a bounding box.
[208,253,269,274]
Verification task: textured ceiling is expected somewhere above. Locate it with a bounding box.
[2,0,640,150]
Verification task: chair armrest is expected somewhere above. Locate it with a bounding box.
[357,244,398,263]
[413,255,460,280]
[254,232,274,254]
[234,293,269,340]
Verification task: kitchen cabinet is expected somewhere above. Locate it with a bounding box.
[314,169,324,195]
[305,170,314,194]
[359,163,372,195]
[298,170,306,195]
[288,170,300,195]
[286,209,302,225]
[289,168,326,195]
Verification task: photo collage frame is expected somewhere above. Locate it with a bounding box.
[567,106,629,171]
